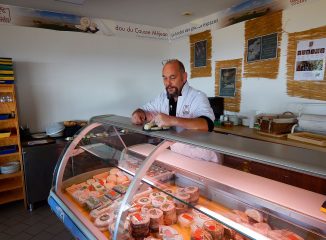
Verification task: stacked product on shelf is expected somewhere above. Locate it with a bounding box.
[0,57,26,205]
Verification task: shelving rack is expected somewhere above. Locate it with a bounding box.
[0,58,26,206]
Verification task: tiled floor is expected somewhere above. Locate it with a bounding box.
[0,200,74,240]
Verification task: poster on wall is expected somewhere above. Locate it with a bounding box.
[294,38,326,81]
[219,68,236,97]
[194,40,207,67]
[247,33,278,62]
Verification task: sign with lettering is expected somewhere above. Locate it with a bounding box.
[294,38,326,81]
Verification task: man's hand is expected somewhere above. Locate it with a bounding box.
[131,109,146,125]
[152,113,174,127]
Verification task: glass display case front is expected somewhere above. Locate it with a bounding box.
[48,115,326,240]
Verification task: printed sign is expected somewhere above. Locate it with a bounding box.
[294,38,326,81]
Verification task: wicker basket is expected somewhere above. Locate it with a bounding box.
[257,112,298,134]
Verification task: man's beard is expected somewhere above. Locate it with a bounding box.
[166,86,180,99]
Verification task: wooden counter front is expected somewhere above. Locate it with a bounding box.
[214,125,326,153]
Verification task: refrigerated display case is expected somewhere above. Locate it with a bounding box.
[48,114,326,240]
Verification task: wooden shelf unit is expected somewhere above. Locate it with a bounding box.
[0,60,26,206]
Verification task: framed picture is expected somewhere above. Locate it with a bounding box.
[247,33,278,62]
[247,37,261,62]
[219,68,236,97]
[190,30,212,78]
[194,40,207,67]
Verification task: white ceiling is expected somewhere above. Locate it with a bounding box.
[0,0,245,28]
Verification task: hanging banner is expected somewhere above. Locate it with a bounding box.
[294,38,326,81]
[170,0,313,40]
[102,19,169,40]
[0,4,169,40]
[0,0,314,41]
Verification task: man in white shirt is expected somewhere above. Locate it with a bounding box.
[131,59,215,131]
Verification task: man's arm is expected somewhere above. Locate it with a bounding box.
[153,113,211,131]
[131,108,154,125]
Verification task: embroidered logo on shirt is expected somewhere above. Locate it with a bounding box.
[182,105,190,115]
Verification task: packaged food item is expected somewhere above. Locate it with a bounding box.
[245,208,264,223]
[184,186,200,204]
[176,206,188,215]
[141,204,154,214]
[148,208,164,233]
[152,196,166,208]
[232,210,249,224]
[137,197,152,206]
[104,182,115,190]
[93,171,109,181]
[203,220,224,240]
[104,189,121,200]
[150,191,166,200]
[252,222,271,236]
[160,202,177,225]
[165,195,174,204]
[85,196,102,210]
[94,212,114,231]
[130,212,150,239]
[66,182,88,195]
[283,230,304,240]
[144,237,160,240]
[91,181,105,192]
[108,218,132,240]
[223,225,236,240]
[194,213,211,228]
[178,213,194,228]
[190,224,213,240]
[163,188,175,195]
[86,179,96,185]
[107,175,117,184]
[132,187,153,201]
[110,167,120,175]
[72,189,90,206]
[113,184,128,194]
[174,193,190,208]
[158,225,179,239]
[117,175,129,185]
[89,201,114,220]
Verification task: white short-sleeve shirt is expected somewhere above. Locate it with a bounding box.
[141,82,215,121]
[141,82,221,163]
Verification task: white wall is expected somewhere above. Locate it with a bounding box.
[0,25,169,131]
[169,0,326,116]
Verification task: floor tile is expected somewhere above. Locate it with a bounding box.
[7,232,33,240]
[0,201,73,240]
[0,232,10,240]
[3,223,30,236]
[30,231,53,240]
[24,222,49,235]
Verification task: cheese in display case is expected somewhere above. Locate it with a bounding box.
[48,115,326,240]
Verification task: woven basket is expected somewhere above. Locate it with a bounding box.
[258,112,297,134]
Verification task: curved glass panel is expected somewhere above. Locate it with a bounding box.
[51,116,326,240]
